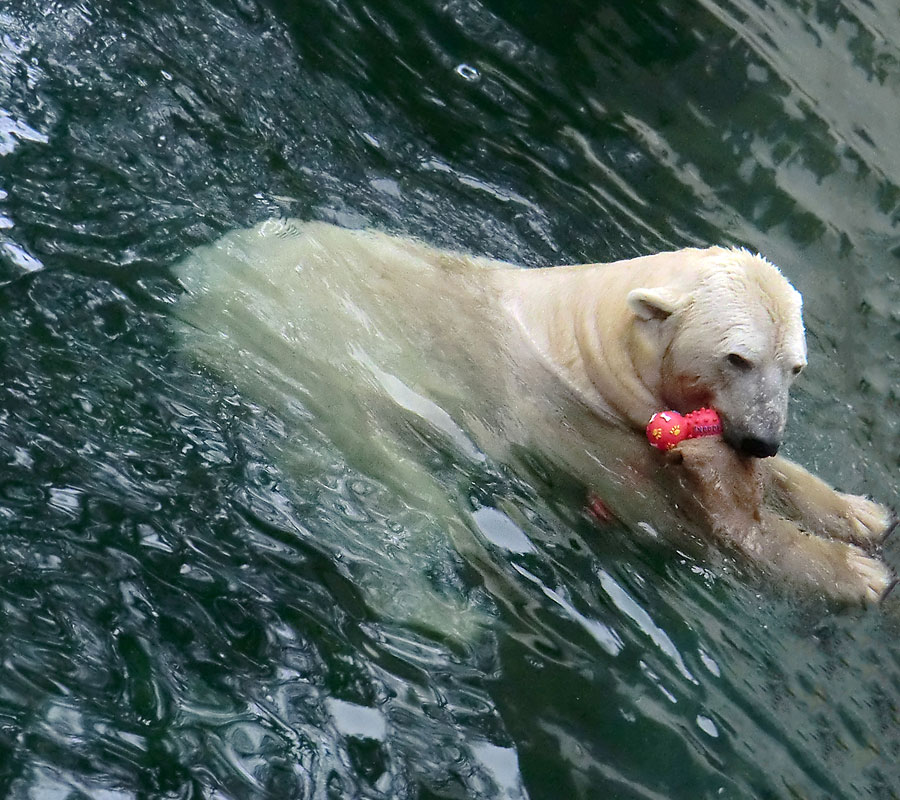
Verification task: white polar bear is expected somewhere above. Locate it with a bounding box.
[174,219,896,605]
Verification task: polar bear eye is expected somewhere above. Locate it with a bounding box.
[726,353,753,371]
[791,364,804,376]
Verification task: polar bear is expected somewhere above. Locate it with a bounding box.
[174,219,896,604]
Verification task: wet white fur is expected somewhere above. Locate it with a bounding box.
[175,221,894,606]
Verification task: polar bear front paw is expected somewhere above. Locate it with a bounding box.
[845,546,896,604]
[838,492,897,546]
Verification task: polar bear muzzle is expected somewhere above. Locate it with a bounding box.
[720,405,785,458]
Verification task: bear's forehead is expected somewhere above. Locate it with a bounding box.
[687,258,806,361]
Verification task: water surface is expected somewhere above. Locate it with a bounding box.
[0,0,898,797]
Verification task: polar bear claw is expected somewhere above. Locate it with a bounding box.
[845,546,896,604]
[839,492,897,545]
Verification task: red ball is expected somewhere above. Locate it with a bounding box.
[646,411,689,451]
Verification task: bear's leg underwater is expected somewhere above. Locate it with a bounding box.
[765,456,897,548]
[676,438,896,603]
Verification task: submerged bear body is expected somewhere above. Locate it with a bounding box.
[175,220,895,605]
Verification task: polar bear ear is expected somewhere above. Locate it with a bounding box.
[627,287,684,321]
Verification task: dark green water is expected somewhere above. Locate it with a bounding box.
[1,0,898,797]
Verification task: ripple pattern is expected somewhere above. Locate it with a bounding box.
[0,0,897,798]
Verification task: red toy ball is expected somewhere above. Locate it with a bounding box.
[646,410,689,451]
[646,408,722,451]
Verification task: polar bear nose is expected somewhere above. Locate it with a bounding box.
[739,436,780,458]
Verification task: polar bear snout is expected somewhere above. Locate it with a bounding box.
[721,414,784,458]
[714,364,793,459]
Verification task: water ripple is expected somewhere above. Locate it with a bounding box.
[0,0,897,797]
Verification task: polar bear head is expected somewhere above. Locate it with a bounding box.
[628,248,807,458]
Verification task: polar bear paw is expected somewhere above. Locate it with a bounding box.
[838,492,897,546]
[845,546,896,604]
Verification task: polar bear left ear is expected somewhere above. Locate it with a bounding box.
[627,287,684,321]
